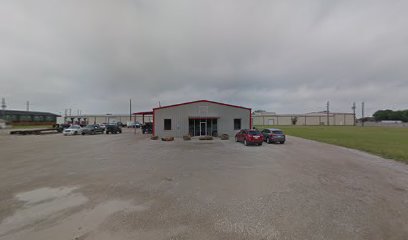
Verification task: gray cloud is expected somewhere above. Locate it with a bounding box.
[1,0,407,116]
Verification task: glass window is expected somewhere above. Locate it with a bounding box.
[5,114,18,121]
[45,116,55,122]
[33,116,45,122]
[248,130,261,135]
[164,119,171,130]
[234,119,241,130]
[19,115,32,121]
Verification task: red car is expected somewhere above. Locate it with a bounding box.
[235,129,264,146]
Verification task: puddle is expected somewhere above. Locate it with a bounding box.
[0,187,88,237]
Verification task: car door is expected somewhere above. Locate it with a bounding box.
[237,130,243,141]
[241,130,248,141]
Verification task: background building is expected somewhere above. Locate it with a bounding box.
[153,100,251,137]
[0,110,59,126]
[64,114,152,125]
[253,111,355,126]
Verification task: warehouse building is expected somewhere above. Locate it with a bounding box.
[153,100,251,137]
[65,114,152,125]
[252,111,355,126]
[0,110,59,126]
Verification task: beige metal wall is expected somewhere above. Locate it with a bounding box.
[154,102,251,137]
[253,113,355,126]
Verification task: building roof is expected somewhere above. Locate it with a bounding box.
[0,110,59,116]
[133,111,154,115]
[153,100,251,111]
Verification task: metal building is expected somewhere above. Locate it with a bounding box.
[0,110,59,126]
[252,111,355,126]
[153,100,251,137]
[64,114,152,125]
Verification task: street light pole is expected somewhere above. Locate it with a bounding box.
[326,101,330,126]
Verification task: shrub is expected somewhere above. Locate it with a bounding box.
[220,134,229,140]
[161,137,174,141]
[199,136,213,140]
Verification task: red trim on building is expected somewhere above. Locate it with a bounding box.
[133,111,153,115]
[153,100,251,111]
[249,108,252,129]
[152,109,155,136]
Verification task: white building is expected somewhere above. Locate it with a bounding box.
[252,111,355,126]
[153,100,251,137]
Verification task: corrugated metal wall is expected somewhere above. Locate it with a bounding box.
[252,113,355,126]
[154,102,250,137]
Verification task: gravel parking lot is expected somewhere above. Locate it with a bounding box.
[0,129,407,240]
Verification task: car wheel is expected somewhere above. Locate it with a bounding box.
[74,131,78,135]
[81,132,85,135]
[235,137,238,142]
[280,141,285,144]
[106,131,109,134]
[244,139,248,146]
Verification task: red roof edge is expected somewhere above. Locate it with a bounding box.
[133,111,153,115]
[153,100,251,111]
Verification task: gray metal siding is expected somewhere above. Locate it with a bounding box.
[154,102,250,137]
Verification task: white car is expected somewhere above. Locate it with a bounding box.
[63,125,83,135]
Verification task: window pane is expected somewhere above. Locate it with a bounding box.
[234,119,241,130]
[164,119,171,130]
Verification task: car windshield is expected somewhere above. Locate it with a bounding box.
[248,131,260,135]
[272,130,283,134]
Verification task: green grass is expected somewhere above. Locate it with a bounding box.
[254,125,408,163]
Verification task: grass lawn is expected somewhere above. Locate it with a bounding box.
[254,125,408,163]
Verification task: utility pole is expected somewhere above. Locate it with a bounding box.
[1,98,6,110]
[1,97,6,119]
[326,101,330,126]
[26,101,30,111]
[361,102,365,127]
[352,102,356,126]
[129,99,132,121]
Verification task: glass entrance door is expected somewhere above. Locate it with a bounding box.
[200,122,207,136]
[189,119,217,136]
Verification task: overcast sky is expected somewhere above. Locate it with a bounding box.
[1,0,407,116]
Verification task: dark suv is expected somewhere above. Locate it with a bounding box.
[82,124,105,135]
[261,128,286,144]
[106,124,122,134]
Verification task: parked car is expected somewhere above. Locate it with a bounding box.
[141,122,152,134]
[235,129,264,146]
[261,128,286,144]
[63,125,83,135]
[127,121,141,128]
[106,124,122,134]
[81,124,105,135]
[116,122,126,127]
[55,123,71,133]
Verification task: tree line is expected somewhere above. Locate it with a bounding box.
[373,109,408,122]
